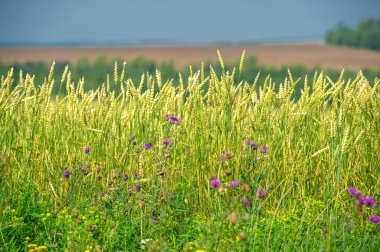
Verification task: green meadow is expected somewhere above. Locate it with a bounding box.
[0,54,379,251]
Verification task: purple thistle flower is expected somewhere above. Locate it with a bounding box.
[359,196,376,207]
[211,179,221,188]
[169,116,182,125]
[369,215,380,224]
[257,189,266,198]
[84,146,90,153]
[246,140,259,150]
[133,172,138,179]
[220,154,226,162]
[152,215,158,221]
[123,173,129,180]
[165,114,172,120]
[243,198,250,206]
[348,188,362,198]
[365,197,376,207]
[229,180,240,188]
[358,197,367,205]
[63,168,71,179]
[165,114,182,125]
[135,185,141,192]
[261,146,269,153]
[143,143,152,150]
[170,116,181,123]
[163,139,172,147]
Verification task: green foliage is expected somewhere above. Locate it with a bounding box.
[326,18,380,51]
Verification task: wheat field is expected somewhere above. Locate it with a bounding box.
[0,54,379,251]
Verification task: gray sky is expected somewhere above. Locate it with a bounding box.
[0,0,379,45]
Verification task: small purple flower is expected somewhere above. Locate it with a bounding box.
[163,139,172,147]
[165,114,172,120]
[165,114,182,125]
[261,146,269,153]
[220,154,226,162]
[348,188,362,198]
[123,173,129,180]
[359,197,376,207]
[143,143,152,150]
[152,215,158,221]
[246,140,259,150]
[135,185,141,192]
[133,172,138,179]
[169,116,182,125]
[243,197,250,206]
[63,168,71,179]
[358,197,367,205]
[229,180,240,188]
[211,179,221,188]
[365,197,376,207]
[84,146,90,153]
[369,215,380,224]
[257,189,266,198]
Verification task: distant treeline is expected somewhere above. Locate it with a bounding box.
[1,55,379,98]
[326,18,380,51]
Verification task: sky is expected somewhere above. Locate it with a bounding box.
[0,0,379,46]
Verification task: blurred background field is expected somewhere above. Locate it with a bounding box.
[1,0,380,92]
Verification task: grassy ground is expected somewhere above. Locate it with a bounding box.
[0,58,379,251]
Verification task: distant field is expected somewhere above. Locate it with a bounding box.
[1,43,380,70]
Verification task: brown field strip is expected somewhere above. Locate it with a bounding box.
[1,43,380,70]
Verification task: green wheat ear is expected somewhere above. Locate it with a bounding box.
[60,65,69,90]
[239,50,245,77]
[120,61,126,84]
[114,61,118,85]
[48,61,55,84]
[156,69,162,89]
[217,49,225,71]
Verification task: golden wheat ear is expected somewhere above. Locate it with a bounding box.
[239,50,245,77]
[114,61,118,85]
[217,49,225,72]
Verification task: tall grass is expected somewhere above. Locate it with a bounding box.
[0,56,379,251]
